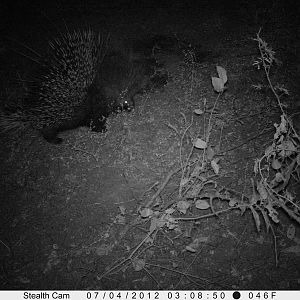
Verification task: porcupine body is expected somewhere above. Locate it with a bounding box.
[0,29,108,143]
[0,30,164,144]
[1,29,131,144]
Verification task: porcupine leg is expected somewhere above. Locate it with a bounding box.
[89,116,107,132]
[41,127,62,144]
[86,84,110,132]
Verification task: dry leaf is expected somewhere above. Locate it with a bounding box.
[212,77,224,93]
[287,224,295,240]
[211,159,220,174]
[195,199,210,210]
[217,66,227,84]
[194,108,204,115]
[140,208,153,218]
[177,200,190,214]
[250,206,261,232]
[132,258,146,271]
[257,180,268,200]
[194,138,207,149]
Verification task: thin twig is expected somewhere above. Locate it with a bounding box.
[174,206,240,221]
[145,166,182,208]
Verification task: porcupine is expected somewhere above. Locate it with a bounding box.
[0,29,136,144]
[0,29,169,144]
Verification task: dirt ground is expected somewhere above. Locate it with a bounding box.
[1,0,300,290]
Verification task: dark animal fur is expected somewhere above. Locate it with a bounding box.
[40,50,143,144]
[1,32,169,144]
[42,48,160,144]
[39,85,106,144]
